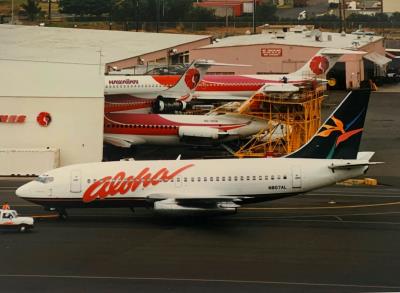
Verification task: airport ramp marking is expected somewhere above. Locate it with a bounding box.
[239,201,400,211]
[0,274,398,290]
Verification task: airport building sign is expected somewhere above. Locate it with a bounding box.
[0,115,26,124]
[261,48,282,57]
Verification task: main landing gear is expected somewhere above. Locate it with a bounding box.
[57,209,68,220]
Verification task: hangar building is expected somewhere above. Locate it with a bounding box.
[0,24,211,175]
[0,24,211,73]
[0,59,104,175]
[190,30,389,89]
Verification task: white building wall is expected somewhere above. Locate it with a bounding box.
[0,97,104,167]
[383,0,400,13]
[0,60,104,173]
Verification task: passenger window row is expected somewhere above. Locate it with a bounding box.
[105,124,178,129]
[86,175,287,184]
[105,84,168,89]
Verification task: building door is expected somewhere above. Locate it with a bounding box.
[327,62,346,90]
[292,167,302,189]
[70,170,82,193]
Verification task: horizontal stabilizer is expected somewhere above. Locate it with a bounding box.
[320,48,366,55]
[328,161,383,170]
[357,151,375,161]
[194,60,251,67]
[261,83,299,92]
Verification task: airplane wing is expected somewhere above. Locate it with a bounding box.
[147,194,250,214]
[103,134,145,148]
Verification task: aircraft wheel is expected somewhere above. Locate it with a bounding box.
[58,209,68,220]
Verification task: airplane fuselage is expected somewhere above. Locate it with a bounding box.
[16,157,367,209]
[103,113,268,146]
[104,73,308,101]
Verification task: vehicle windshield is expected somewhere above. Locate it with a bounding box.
[35,175,54,184]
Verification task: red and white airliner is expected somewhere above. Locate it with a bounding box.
[16,90,379,217]
[105,48,364,108]
[105,59,246,114]
[103,112,269,148]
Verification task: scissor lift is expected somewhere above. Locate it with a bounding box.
[234,85,324,158]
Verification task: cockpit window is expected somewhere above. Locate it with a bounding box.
[35,175,54,184]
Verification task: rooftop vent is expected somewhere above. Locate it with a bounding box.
[327,35,332,41]
[276,32,286,39]
[341,31,346,37]
[313,29,322,42]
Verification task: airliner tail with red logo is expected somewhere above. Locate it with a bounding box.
[104,59,247,114]
[16,90,380,217]
[194,48,365,100]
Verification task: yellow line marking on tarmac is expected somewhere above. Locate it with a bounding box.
[31,214,59,219]
[0,274,398,290]
[239,201,400,211]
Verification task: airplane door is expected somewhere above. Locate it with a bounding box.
[70,170,82,193]
[292,167,302,189]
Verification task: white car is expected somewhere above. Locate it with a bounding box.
[0,209,34,232]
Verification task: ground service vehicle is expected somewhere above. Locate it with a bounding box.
[0,209,34,232]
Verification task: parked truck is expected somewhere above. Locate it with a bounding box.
[0,209,34,232]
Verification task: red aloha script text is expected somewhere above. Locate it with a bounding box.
[82,164,194,203]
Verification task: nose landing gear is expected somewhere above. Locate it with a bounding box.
[46,207,68,220]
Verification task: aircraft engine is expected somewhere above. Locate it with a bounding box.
[178,126,220,140]
[153,199,237,216]
[152,96,187,113]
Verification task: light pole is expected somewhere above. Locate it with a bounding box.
[252,0,256,34]
[48,0,51,21]
[11,0,14,24]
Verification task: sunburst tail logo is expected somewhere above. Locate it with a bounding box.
[36,112,52,127]
[184,68,201,90]
[309,56,330,75]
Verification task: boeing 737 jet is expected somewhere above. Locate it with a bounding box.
[16,90,379,218]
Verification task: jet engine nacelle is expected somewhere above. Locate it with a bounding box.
[153,199,237,216]
[152,96,187,114]
[178,126,220,140]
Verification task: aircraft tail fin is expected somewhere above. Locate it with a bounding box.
[164,60,249,101]
[289,48,365,79]
[287,89,371,159]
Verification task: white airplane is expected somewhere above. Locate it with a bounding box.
[104,59,247,113]
[105,48,364,107]
[16,90,379,218]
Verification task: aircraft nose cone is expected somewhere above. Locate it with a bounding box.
[16,183,30,198]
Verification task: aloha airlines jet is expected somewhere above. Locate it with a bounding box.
[16,90,379,218]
